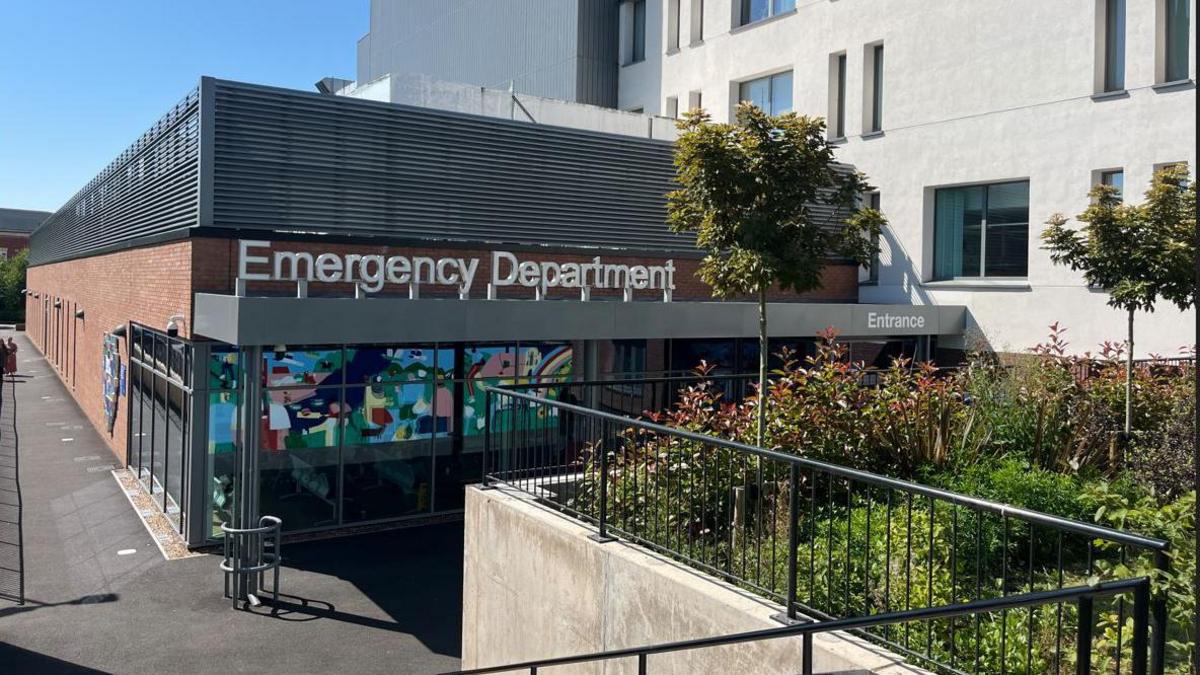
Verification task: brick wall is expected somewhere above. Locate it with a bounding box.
[25,236,859,462]
[24,241,195,462]
[0,233,29,259]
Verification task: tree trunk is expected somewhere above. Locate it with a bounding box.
[757,286,768,448]
[1124,307,1134,437]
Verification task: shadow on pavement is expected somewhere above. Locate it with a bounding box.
[253,521,464,658]
[0,643,111,674]
[0,593,119,620]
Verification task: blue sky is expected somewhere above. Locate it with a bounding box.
[0,1,368,212]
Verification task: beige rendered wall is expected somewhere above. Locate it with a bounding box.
[463,486,927,675]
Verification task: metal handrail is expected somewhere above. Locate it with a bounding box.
[445,577,1152,675]
[220,515,282,608]
[481,380,1175,674]
[486,385,1169,552]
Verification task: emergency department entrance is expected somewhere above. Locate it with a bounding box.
[155,293,967,548]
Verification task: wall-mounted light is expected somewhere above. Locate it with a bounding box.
[111,324,127,338]
[166,313,185,337]
[53,299,61,308]
[74,308,85,319]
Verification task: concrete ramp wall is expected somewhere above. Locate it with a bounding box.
[462,486,927,675]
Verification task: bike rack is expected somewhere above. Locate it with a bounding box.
[220,515,282,608]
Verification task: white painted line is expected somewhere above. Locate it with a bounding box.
[117,549,137,556]
[111,470,170,561]
[61,437,74,442]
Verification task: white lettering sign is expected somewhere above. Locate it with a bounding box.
[236,241,675,299]
[867,312,926,330]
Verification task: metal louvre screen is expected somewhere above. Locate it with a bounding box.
[28,88,201,266]
[209,81,687,252]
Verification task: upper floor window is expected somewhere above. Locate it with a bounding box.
[1100,169,1125,200]
[866,192,881,283]
[864,43,884,133]
[1100,0,1127,91]
[690,0,705,43]
[740,0,795,27]
[933,181,1030,280]
[631,0,647,63]
[828,52,848,138]
[738,71,793,115]
[667,0,681,51]
[1161,0,1191,82]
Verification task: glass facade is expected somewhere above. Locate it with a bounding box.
[933,181,1030,279]
[128,324,194,534]
[185,334,932,541]
[242,342,574,533]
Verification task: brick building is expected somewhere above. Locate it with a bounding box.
[25,78,964,546]
[0,207,49,261]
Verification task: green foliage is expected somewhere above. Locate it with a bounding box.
[668,104,885,298]
[566,327,1196,673]
[1041,164,1196,314]
[0,248,28,321]
[1086,483,1196,674]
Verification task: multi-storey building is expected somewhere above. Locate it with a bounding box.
[614,0,1196,354]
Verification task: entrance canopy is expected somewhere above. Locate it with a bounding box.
[194,293,966,345]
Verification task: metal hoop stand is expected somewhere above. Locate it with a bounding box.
[220,515,282,608]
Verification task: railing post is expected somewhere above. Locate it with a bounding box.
[1150,550,1168,675]
[480,388,493,489]
[1131,578,1149,675]
[589,418,615,543]
[802,633,813,675]
[771,463,802,625]
[786,464,800,620]
[1076,595,1094,675]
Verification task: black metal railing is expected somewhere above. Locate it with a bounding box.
[480,381,1173,675]
[446,577,1153,675]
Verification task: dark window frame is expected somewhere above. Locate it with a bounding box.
[933,180,1031,280]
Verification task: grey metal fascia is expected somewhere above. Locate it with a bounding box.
[193,293,966,346]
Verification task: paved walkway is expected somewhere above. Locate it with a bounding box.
[0,334,462,674]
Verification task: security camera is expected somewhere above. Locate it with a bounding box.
[273,344,288,360]
[166,313,185,338]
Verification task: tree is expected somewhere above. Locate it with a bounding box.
[667,103,886,447]
[1041,164,1197,439]
[0,248,29,322]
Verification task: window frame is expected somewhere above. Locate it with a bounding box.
[630,0,647,64]
[932,180,1031,281]
[1160,0,1192,83]
[738,0,795,28]
[1102,0,1127,92]
[737,70,793,116]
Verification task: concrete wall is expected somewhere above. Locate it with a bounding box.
[358,0,619,107]
[619,0,1197,356]
[343,73,679,141]
[463,486,927,674]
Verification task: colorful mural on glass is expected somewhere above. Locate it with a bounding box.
[260,347,456,452]
[341,346,454,446]
[207,350,240,534]
[463,343,572,436]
